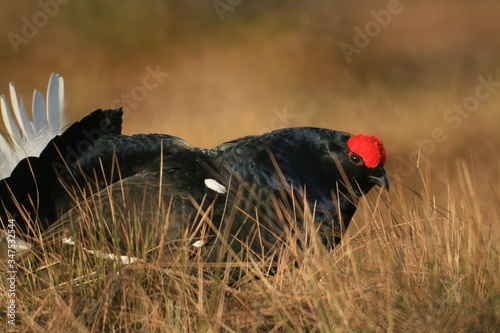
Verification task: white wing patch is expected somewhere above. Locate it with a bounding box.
[192,240,206,248]
[204,178,226,194]
[62,237,76,245]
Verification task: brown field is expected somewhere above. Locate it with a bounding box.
[1,1,499,332]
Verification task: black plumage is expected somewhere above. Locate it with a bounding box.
[0,108,388,261]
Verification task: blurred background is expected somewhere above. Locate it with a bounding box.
[1,0,499,210]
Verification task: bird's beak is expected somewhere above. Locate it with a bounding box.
[368,169,390,191]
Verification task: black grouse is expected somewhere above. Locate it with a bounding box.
[0,108,388,262]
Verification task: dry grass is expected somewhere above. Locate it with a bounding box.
[1,160,499,332]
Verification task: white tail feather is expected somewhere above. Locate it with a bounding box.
[0,95,22,142]
[9,83,34,138]
[0,73,67,179]
[32,90,46,133]
[46,73,64,134]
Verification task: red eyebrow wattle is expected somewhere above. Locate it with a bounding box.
[347,134,387,168]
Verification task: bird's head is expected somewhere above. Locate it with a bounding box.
[250,128,389,200]
[321,130,388,198]
[341,133,389,192]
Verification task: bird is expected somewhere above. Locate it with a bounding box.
[0,76,388,265]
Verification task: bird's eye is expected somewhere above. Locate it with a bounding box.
[349,152,364,166]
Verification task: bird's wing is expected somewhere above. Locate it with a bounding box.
[67,133,194,189]
[43,149,224,261]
